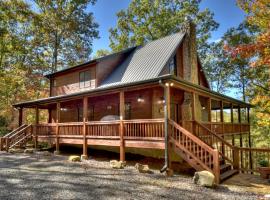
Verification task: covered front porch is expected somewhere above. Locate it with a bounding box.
[13,78,251,161]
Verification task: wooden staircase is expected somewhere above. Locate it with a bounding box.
[169,120,238,183]
[0,124,33,151]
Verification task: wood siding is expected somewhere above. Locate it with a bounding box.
[51,65,96,96]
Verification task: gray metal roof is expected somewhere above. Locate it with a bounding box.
[100,32,185,88]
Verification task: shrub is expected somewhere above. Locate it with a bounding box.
[259,159,269,167]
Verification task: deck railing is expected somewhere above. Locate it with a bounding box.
[86,121,120,137]
[183,121,250,135]
[123,119,164,139]
[35,119,164,139]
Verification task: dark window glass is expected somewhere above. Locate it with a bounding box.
[169,56,177,75]
[79,70,91,88]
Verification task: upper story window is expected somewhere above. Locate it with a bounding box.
[169,56,177,75]
[79,70,91,88]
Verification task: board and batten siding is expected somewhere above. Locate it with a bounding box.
[51,66,96,96]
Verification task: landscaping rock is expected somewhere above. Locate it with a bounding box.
[110,160,125,169]
[135,163,152,174]
[81,155,88,161]
[24,148,35,154]
[9,148,24,154]
[193,171,215,187]
[36,151,51,156]
[68,155,81,162]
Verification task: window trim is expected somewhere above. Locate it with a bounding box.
[79,70,91,89]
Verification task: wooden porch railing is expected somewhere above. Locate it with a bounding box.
[86,121,120,137]
[192,121,236,166]
[183,121,250,135]
[235,147,270,173]
[3,124,32,151]
[169,119,220,182]
[35,119,165,139]
[123,119,164,139]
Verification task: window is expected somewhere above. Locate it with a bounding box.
[169,56,177,75]
[79,70,91,88]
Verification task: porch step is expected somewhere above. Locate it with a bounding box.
[220,164,232,174]
[220,169,238,182]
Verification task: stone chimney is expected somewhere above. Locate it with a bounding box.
[182,18,199,84]
[181,18,201,125]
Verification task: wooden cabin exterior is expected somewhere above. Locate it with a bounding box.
[1,21,269,184]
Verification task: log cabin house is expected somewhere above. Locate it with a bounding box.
[1,21,269,184]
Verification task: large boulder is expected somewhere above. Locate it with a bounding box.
[9,148,24,153]
[193,171,215,187]
[110,160,125,169]
[68,155,81,162]
[24,148,35,154]
[135,163,152,174]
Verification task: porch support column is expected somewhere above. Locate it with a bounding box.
[238,105,243,169]
[220,101,225,155]
[34,106,39,149]
[208,98,212,130]
[48,108,52,123]
[119,90,125,161]
[247,107,253,171]
[82,96,88,160]
[191,92,196,135]
[18,107,23,127]
[54,102,60,154]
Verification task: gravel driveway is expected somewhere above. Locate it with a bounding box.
[0,152,261,200]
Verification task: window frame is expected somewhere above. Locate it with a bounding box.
[79,70,91,89]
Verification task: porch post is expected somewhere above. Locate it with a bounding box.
[119,90,125,161]
[238,105,243,168]
[208,98,212,127]
[48,108,52,123]
[18,107,23,127]
[220,101,225,155]
[247,107,253,171]
[191,92,196,135]
[82,96,88,159]
[166,85,173,173]
[34,106,39,149]
[55,102,60,154]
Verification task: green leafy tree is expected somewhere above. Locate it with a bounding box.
[93,49,111,59]
[109,0,218,59]
[223,22,258,102]
[32,0,99,72]
[202,41,233,93]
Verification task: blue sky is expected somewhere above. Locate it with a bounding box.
[89,0,246,55]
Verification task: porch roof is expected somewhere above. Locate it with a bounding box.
[13,75,252,108]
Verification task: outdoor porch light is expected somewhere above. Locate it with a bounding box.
[202,106,206,110]
[137,95,144,103]
[158,97,165,104]
[60,108,68,111]
[107,105,112,110]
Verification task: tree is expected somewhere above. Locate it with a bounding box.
[109,0,219,59]
[0,0,39,126]
[223,22,257,102]
[93,49,111,59]
[32,0,99,72]
[228,0,270,144]
[202,41,233,93]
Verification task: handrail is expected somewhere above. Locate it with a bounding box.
[169,119,220,182]
[193,120,235,164]
[170,120,214,152]
[9,124,32,140]
[3,124,27,138]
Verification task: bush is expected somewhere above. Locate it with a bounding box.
[0,127,9,137]
[259,159,269,167]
